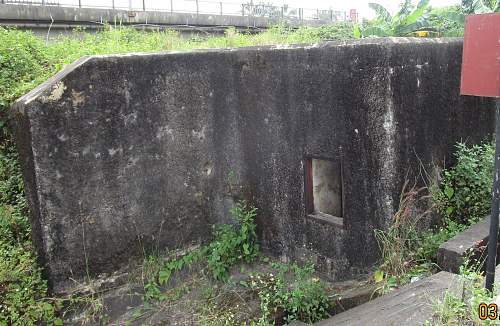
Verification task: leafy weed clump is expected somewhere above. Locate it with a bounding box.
[431,141,494,225]
[246,262,330,324]
[141,200,259,301]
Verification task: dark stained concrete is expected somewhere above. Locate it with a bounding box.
[10,38,496,291]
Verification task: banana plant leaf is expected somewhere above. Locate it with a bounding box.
[400,0,430,26]
[368,2,392,23]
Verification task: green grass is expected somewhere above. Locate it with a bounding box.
[0,142,60,324]
[1,23,355,113]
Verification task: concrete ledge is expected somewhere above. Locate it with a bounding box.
[437,216,493,273]
[315,271,462,326]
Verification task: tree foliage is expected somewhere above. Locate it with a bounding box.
[355,0,434,37]
[427,0,500,36]
[355,0,499,38]
[462,0,500,14]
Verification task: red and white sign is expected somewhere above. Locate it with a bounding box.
[460,13,500,98]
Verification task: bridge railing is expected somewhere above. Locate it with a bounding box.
[2,0,351,22]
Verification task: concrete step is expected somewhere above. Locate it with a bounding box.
[437,216,497,273]
[331,281,378,315]
[314,271,462,326]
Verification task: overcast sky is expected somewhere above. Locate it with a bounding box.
[61,0,462,19]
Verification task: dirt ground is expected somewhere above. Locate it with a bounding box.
[63,256,373,326]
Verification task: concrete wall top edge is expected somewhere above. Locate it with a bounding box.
[12,55,94,111]
[10,37,464,115]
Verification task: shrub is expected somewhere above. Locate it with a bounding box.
[375,141,495,295]
[416,218,466,263]
[0,124,59,325]
[431,141,494,225]
[248,262,330,324]
[207,201,259,281]
[0,28,51,111]
[0,238,61,326]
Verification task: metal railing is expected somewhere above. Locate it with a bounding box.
[4,0,60,5]
[2,0,351,22]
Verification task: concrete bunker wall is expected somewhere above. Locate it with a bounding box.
[11,38,495,291]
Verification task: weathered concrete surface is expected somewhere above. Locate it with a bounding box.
[10,38,495,291]
[331,281,378,314]
[437,216,496,273]
[288,321,309,326]
[315,271,463,326]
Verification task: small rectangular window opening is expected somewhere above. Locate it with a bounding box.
[305,158,343,224]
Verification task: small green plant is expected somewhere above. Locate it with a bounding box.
[247,262,330,324]
[139,200,259,303]
[431,141,494,225]
[206,201,259,281]
[416,218,467,263]
[158,248,205,285]
[0,239,62,325]
[425,291,468,325]
[144,281,167,302]
[62,291,105,325]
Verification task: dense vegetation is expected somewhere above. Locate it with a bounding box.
[0,1,498,322]
[356,0,500,37]
[374,141,494,297]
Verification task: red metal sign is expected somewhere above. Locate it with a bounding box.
[460,13,500,98]
[349,9,358,23]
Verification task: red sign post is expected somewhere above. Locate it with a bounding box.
[460,13,500,97]
[460,13,500,291]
